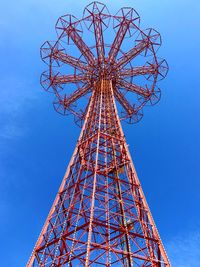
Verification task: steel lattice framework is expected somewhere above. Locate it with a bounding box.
[27,2,170,267]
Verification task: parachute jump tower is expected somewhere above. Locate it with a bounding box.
[27,2,170,266]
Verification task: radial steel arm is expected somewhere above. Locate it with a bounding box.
[118,79,150,98]
[120,65,157,77]
[52,50,90,72]
[108,21,131,64]
[114,87,135,115]
[51,74,87,85]
[66,26,95,66]
[63,84,91,107]
[117,40,149,68]
[92,15,105,63]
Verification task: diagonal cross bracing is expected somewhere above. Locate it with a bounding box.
[27,80,170,267]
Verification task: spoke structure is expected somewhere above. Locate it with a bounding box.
[52,50,90,71]
[51,74,88,85]
[66,25,95,66]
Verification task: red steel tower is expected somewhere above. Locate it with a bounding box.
[27,2,170,266]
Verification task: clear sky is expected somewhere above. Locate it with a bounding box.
[0,0,200,266]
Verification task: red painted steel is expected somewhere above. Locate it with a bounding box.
[28,2,170,266]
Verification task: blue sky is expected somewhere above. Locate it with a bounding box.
[0,0,200,266]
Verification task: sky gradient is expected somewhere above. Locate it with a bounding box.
[0,0,200,266]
